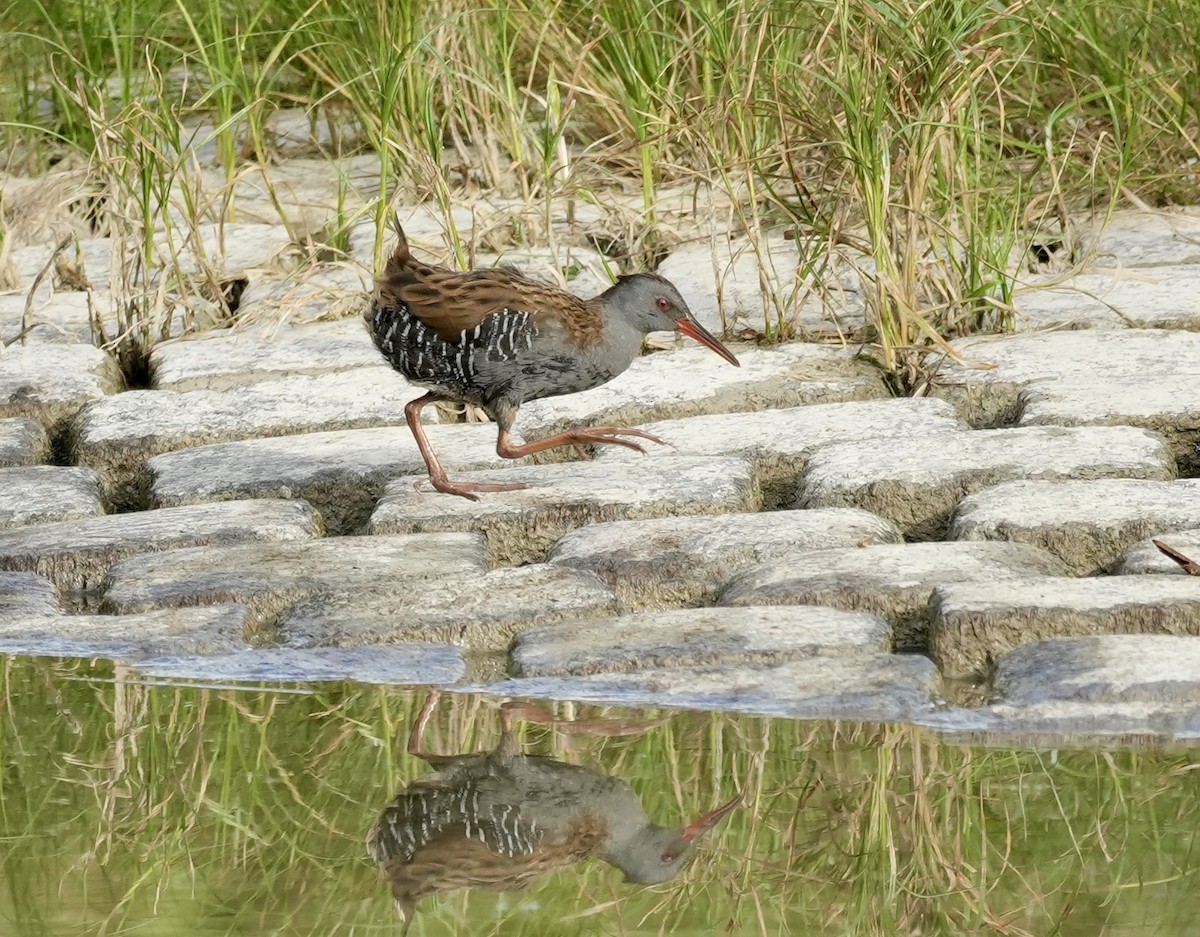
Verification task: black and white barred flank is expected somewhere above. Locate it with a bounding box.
[368,299,537,398]
[367,779,542,864]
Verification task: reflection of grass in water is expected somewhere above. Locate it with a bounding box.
[1,657,1198,936]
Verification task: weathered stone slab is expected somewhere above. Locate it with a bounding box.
[929,576,1200,679]
[656,234,867,340]
[369,456,758,566]
[934,330,1200,429]
[9,237,114,288]
[948,479,1200,574]
[74,368,424,510]
[484,655,939,722]
[517,343,886,440]
[12,223,293,284]
[719,541,1069,648]
[1013,265,1200,332]
[149,425,527,535]
[1114,531,1200,574]
[0,604,253,660]
[797,426,1175,540]
[135,644,465,685]
[993,635,1200,705]
[150,317,381,391]
[597,398,965,507]
[0,499,321,593]
[233,265,371,323]
[929,634,1200,742]
[0,571,63,618]
[547,508,902,607]
[510,605,891,677]
[1009,277,1128,331]
[208,154,382,231]
[0,416,49,466]
[281,565,619,651]
[1018,378,1200,473]
[0,465,104,529]
[0,343,123,431]
[1085,207,1200,267]
[102,533,488,629]
[0,290,118,345]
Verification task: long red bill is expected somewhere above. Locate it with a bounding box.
[677,317,740,367]
[680,793,744,841]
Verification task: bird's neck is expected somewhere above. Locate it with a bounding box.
[586,304,645,375]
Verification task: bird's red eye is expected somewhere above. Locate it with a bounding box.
[661,851,677,862]
[655,297,670,312]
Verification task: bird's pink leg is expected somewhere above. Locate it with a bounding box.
[496,426,666,459]
[405,392,528,501]
[406,689,443,758]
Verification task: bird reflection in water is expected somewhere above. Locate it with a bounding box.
[367,691,742,932]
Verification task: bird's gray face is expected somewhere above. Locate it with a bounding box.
[613,274,740,367]
[615,793,743,885]
[619,828,696,884]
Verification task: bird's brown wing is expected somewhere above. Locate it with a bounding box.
[374,233,601,345]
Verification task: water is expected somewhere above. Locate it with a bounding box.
[1,655,1197,936]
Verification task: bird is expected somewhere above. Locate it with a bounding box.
[365,221,741,500]
[367,693,742,933]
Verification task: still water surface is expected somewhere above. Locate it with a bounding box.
[1,656,1196,936]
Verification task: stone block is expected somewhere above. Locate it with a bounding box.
[547,508,901,607]
[0,604,253,660]
[102,533,488,632]
[797,426,1175,539]
[0,465,104,529]
[1114,532,1200,575]
[0,343,123,432]
[1018,378,1200,473]
[135,644,465,685]
[929,576,1200,679]
[0,416,49,466]
[485,655,940,722]
[510,605,892,677]
[148,425,527,535]
[597,398,965,507]
[73,367,423,509]
[0,290,114,345]
[1013,265,1200,332]
[0,571,63,618]
[993,635,1200,705]
[280,565,619,652]
[1086,207,1200,267]
[948,479,1200,574]
[934,330,1200,431]
[656,233,867,340]
[0,498,321,593]
[369,456,758,566]
[149,317,380,391]
[720,541,1069,648]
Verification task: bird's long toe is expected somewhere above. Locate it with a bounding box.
[414,474,530,501]
[569,425,666,453]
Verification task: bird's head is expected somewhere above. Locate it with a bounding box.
[606,273,740,367]
[609,793,743,884]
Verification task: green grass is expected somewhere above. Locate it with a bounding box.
[1,657,1199,936]
[0,0,1197,384]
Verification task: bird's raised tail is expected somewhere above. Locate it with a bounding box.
[365,218,414,331]
[389,216,412,266]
